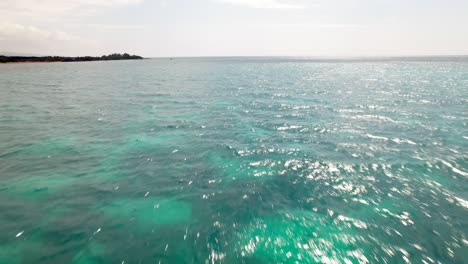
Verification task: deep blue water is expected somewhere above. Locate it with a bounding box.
[0,58,467,263]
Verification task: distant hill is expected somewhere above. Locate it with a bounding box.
[0,53,144,63]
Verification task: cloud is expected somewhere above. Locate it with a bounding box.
[213,0,305,9]
[0,21,95,55]
[269,23,365,30]
[0,21,80,41]
[0,0,144,9]
[0,0,146,55]
[0,0,144,18]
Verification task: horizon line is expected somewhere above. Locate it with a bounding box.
[147,54,468,58]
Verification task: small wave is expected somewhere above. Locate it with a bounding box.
[438,159,468,177]
[366,134,389,141]
[392,138,417,145]
[347,115,401,124]
[277,125,303,131]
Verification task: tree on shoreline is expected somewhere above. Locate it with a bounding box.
[0,53,144,63]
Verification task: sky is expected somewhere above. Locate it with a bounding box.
[1,0,468,57]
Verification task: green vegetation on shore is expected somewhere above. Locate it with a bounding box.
[0,53,144,63]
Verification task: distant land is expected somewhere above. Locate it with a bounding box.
[0,53,144,63]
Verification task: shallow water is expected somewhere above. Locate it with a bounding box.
[0,58,467,263]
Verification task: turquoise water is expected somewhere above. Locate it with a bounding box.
[0,58,467,263]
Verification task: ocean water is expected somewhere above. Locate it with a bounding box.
[0,58,467,263]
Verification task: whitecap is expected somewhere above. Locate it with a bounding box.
[366,134,388,141]
[392,138,417,145]
[277,125,303,131]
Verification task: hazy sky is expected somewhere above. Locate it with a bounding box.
[1,0,468,57]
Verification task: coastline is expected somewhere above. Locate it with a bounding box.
[0,61,63,64]
[0,53,144,64]
[0,60,146,64]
